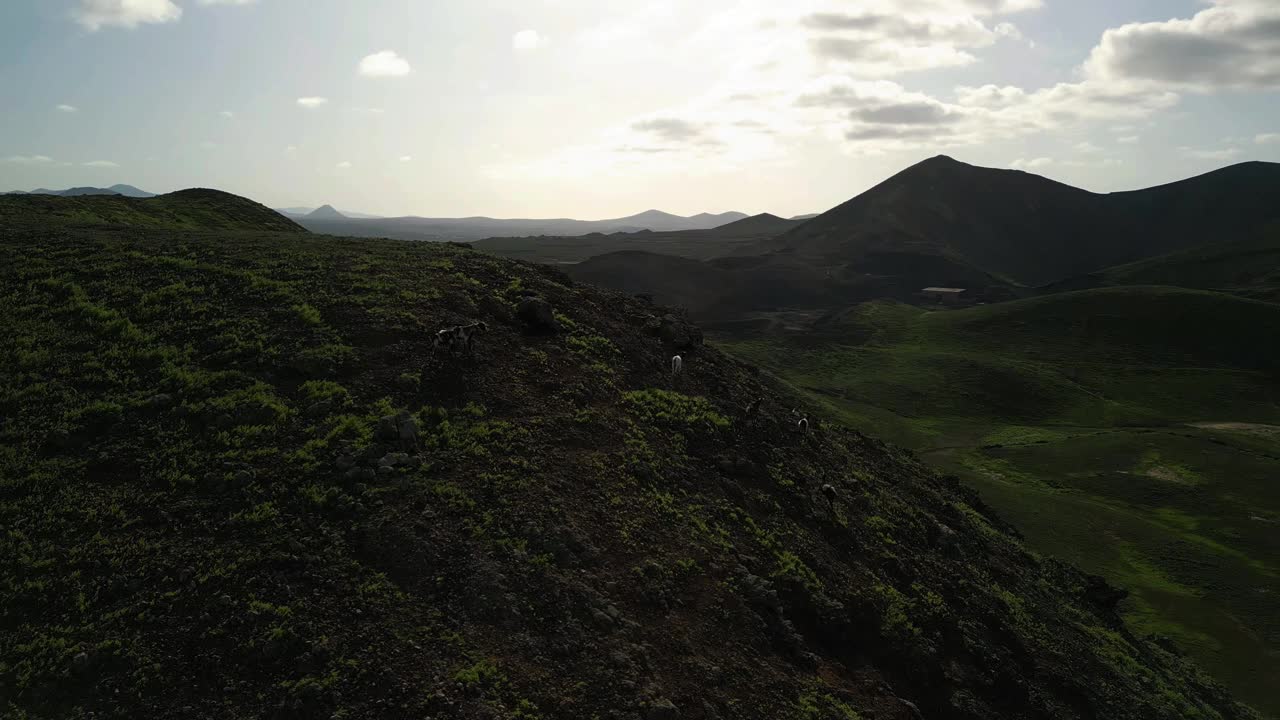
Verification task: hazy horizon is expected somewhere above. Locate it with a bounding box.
[2,0,1279,218]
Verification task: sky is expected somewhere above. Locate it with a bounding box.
[1,0,1278,218]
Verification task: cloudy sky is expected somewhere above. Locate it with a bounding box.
[1,0,1277,218]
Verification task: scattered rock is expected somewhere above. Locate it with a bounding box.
[646,698,680,720]
[1083,574,1128,611]
[737,572,781,610]
[516,297,559,334]
[375,415,399,442]
[378,452,413,468]
[146,393,173,410]
[306,400,334,419]
[899,698,925,719]
[658,314,703,350]
[397,412,418,447]
[591,609,615,631]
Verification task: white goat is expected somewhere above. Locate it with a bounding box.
[671,354,683,376]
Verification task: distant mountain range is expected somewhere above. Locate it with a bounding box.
[568,157,1280,320]
[4,184,155,198]
[472,213,806,265]
[292,208,754,241]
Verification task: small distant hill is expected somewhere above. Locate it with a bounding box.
[108,184,155,198]
[276,206,384,219]
[307,204,346,219]
[705,212,802,237]
[0,188,306,233]
[790,213,820,220]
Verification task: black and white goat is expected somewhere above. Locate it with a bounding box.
[671,354,683,376]
[821,483,837,512]
[433,321,489,357]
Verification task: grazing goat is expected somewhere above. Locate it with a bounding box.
[671,354,683,376]
[433,321,489,357]
[745,397,763,416]
[792,409,810,432]
[821,483,837,511]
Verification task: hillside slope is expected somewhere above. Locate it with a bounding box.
[0,223,1260,719]
[0,189,306,233]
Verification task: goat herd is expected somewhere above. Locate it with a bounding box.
[431,320,835,507]
[432,322,813,432]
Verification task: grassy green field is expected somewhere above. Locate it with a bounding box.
[717,288,1280,717]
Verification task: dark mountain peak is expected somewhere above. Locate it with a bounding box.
[307,204,347,219]
[708,212,801,236]
[920,154,961,167]
[625,209,683,221]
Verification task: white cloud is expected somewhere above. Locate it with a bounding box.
[74,0,181,31]
[358,50,411,77]
[353,107,386,115]
[297,97,328,108]
[219,110,234,119]
[1178,146,1241,161]
[1083,0,1280,92]
[1010,157,1053,170]
[285,145,297,153]
[494,0,1267,180]
[1062,157,1122,168]
[83,160,119,168]
[3,155,55,165]
[399,155,413,162]
[56,104,78,113]
[197,0,257,5]
[513,29,547,51]
[1257,133,1280,145]
[336,161,352,169]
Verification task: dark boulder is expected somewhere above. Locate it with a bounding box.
[517,297,560,334]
